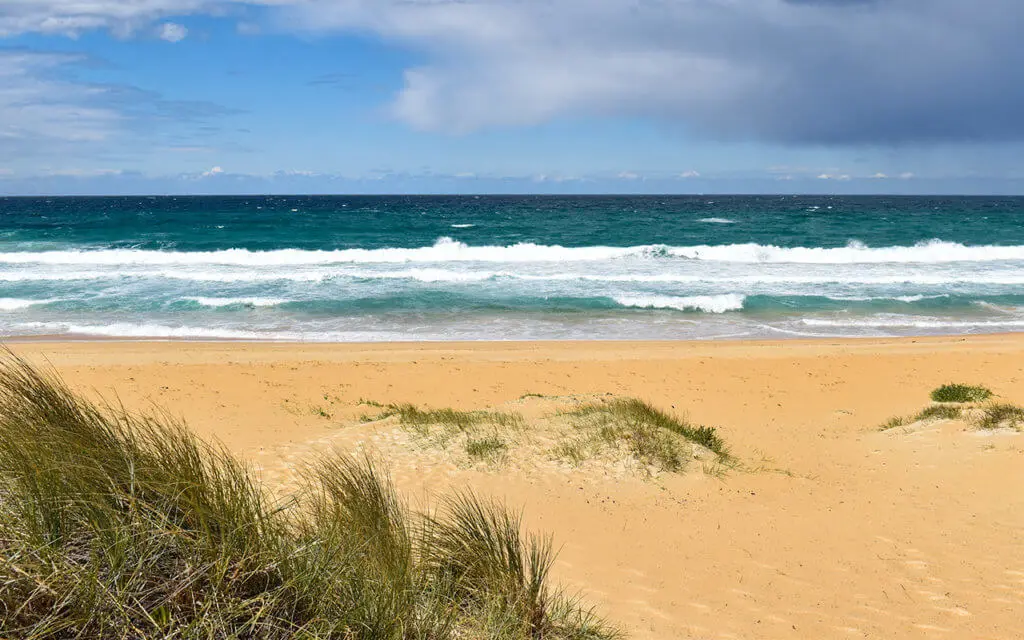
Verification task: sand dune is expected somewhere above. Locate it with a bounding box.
[11,336,1024,639]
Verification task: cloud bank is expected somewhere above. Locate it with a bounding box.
[2,0,1023,145]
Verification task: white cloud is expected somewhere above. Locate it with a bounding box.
[532,173,582,183]
[0,1,212,37]
[817,173,832,180]
[158,22,188,42]
[617,171,639,180]
[0,51,121,148]
[899,172,916,179]
[202,165,225,177]
[45,168,123,177]
[871,172,888,179]
[680,170,701,178]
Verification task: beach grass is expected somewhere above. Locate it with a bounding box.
[465,435,509,462]
[880,405,963,431]
[929,384,993,403]
[377,403,525,449]
[915,405,963,421]
[557,398,729,472]
[879,415,909,431]
[0,354,617,639]
[975,403,1024,430]
[878,391,1024,433]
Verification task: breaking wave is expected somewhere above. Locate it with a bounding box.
[613,294,746,313]
[2,238,1024,266]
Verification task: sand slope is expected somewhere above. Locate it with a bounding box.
[11,336,1024,639]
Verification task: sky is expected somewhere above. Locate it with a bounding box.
[1,0,1023,195]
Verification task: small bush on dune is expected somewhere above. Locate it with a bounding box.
[930,384,992,403]
[0,354,617,639]
[976,403,1024,430]
[559,398,729,472]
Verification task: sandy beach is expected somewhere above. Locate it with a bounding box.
[9,335,1024,640]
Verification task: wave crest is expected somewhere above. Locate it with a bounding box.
[184,297,289,308]
[613,294,746,313]
[2,238,1023,266]
[0,298,58,311]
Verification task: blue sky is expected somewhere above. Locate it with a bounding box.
[1,0,1023,195]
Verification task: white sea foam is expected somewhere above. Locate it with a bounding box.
[0,238,638,265]
[4,267,1024,286]
[613,294,746,313]
[895,295,933,303]
[10,322,293,340]
[825,294,946,303]
[450,224,475,228]
[664,239,1024,263]
[697,218,736,224]
[801,317,1024,329]
[0,298,59,311]
[0,270,324,283]
[2,238,1023,266]
[357,268,497,283]
[973,301,1017,313]
[184,297,290,308]
[6,322,396,342]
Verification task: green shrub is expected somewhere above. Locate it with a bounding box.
[930,384,992,403]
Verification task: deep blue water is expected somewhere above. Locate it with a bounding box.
[1,195,1023,341]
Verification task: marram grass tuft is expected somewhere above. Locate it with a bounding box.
[0,353,618,639]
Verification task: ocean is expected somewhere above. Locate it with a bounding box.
[1,194,1023,342]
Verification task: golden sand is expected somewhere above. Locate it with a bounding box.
[10,335,1024,639]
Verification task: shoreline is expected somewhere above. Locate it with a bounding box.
[4,329,1018,346]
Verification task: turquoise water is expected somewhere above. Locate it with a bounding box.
[2,195,1024,341]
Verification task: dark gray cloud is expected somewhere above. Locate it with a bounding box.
[272,0,1024,145]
